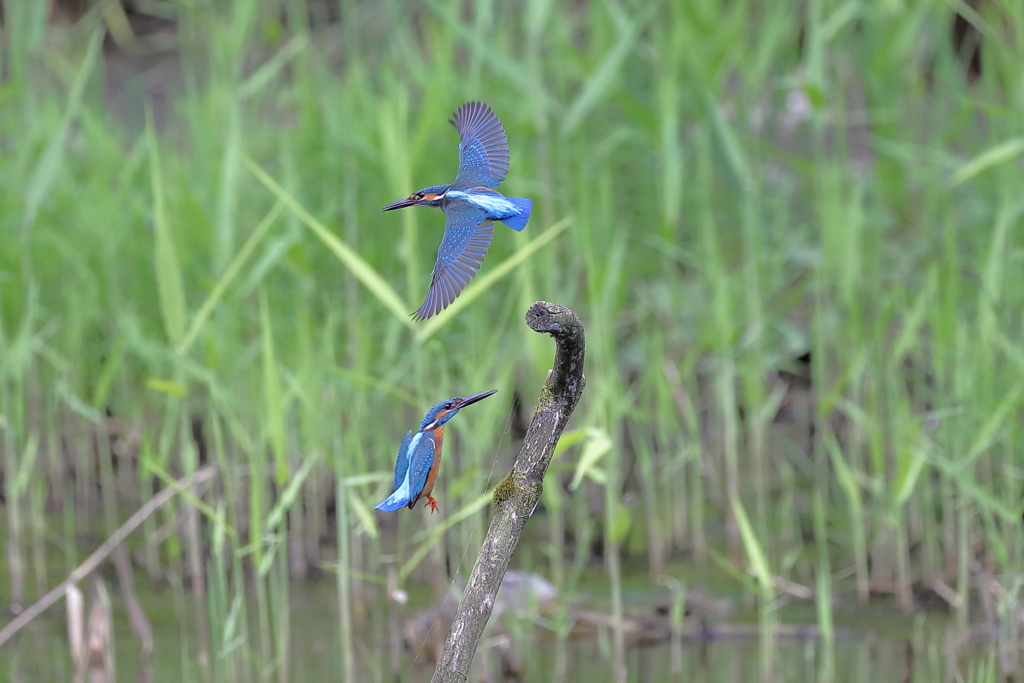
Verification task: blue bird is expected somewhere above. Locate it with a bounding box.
[375,389,498,513]
[381,102,532,320]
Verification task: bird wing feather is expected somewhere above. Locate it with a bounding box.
[407,433,439,501]
[413,201,493,320]
[450,102,510,190]
[393,430,414,492]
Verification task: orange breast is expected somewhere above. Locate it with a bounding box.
[420,428,444,497]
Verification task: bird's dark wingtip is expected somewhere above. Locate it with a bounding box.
[412,293,446,322]
[450,101,496,131]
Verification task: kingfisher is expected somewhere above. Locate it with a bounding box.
[381,102,532,320]
[374,389,498,513]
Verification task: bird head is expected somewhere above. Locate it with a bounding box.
[420,389,497,431]
[381,185,452,211]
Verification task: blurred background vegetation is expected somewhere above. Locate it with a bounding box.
[1,0,1023,681]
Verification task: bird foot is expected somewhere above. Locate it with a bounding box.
[427,496,439,513]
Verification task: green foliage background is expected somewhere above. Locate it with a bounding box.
[2,0,1024,680]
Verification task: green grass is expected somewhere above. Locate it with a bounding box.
[2,0,1024,681]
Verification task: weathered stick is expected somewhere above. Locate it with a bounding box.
[112,545,154,683]
[0,464,218,647]
[431,302,586,683]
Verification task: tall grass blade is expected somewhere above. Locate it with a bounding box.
[148,106,188,347]
[399,490,492,581]
[567,427,612,491]
[260,289,289,484]
[245,157,413,327]
[264,455,318,532]
[704,91,752,191]
[238,35,311,101]
[22,30,102,230]
[731,496,772,592]
[561,8,651,136]
[947,137,1024,188]
[214,104,242,271]
[423,0,540,102]
[178,200,284,356]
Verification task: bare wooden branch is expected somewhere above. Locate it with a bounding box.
[0,465,218,647]
[431,302,586,683]
[112,545,154,683]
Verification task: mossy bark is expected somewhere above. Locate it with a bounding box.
[431,302,586,683]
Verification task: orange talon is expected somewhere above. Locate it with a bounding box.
[427,496,439,513]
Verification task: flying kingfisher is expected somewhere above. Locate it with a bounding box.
[381,102,532,320]
[374,389,498,513]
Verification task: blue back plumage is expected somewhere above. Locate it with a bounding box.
[444,189,531,231]
[374,391,495,512]
[375,431,433,511]
[451,102,510,190]
[392,430,413,491]
[501,198,532,232]
[373,432,437,511]
[374,478,412,511]
[376,430,418,511]
[406,433,438,502]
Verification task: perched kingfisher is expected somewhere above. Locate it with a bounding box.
[374,389,498,513]
[381,102,532,320]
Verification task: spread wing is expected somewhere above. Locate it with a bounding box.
[407,433,438,502]
[450,102,509,190]
[413,201,493,321]
[392,430,413,491]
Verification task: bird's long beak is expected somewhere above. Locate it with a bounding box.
[455,389,498,409]
[381,197,419,211]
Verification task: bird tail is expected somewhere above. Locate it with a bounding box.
[502,198,532,232]
[375,477,412,512]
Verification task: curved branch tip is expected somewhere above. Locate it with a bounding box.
[526,301,584,340]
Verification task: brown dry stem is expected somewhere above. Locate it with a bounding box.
[0,465,218,647]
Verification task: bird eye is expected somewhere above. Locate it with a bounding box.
[409,194,418,200]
